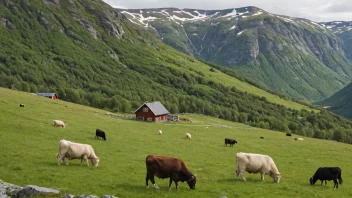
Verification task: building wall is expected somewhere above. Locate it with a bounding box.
[135,104,168,122]
[135,105,156,121]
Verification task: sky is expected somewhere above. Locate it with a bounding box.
[101,0,352,22]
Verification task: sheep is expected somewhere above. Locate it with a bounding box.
[186,133,191,140]
[53,120,66,128]
[158,130,162,135]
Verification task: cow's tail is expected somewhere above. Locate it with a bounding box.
[338,168,343,184]
[235,153,238,178]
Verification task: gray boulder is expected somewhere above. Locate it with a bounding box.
[17,185,59,197]
[101,195,118,198]
[0,179,22,198]
[76,195,98,198]
[61,193,75,198]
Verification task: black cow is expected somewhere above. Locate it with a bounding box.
[224,138,237,147]
[145,155,196,190]
[310,167,343,189]
[20,104,25,107]
[286,133,292,136]
[260,136,264,139]
[95,129,106,141]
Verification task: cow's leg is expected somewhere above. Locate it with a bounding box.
[63,157,68,166]
[325,180,327,185]
[149,174,159,190]
[239,171,247,182]
[261,172,265,182]
[235,169,239,179]
[146,173,149,188]
[174,181,179,190]
[169,177,172,189]
[81,155,88,166]
[320,180,323,185]
[333,179,338,189]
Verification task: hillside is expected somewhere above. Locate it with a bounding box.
[317,22,352,118]
[1,88,352,197]
[318,82,352,118]
[3,1,352,142]
[120,7,352,101]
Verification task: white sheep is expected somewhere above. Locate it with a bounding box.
[158,130,162,135]
[186,133,191,140]
[53,120,66,128]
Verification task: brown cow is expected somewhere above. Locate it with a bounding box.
[145,155,196,190]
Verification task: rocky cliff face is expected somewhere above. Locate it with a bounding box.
[320,21,352,61]
[120,7,352,101]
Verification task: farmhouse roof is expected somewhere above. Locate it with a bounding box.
[134,101,170,116]
[37,93,57,97]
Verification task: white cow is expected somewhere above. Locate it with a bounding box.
[158,130,162,135]
[57,140,100,167]
[296,138,304,141]
[53,120,66,128]
[235,152,281,183]
[186,133,191,139]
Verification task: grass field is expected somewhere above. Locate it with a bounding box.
[0,87,350,198]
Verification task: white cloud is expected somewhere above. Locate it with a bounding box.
[102,0,352,22]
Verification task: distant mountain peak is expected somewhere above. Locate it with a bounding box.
[320,21,352,34]
[118,6,352,100]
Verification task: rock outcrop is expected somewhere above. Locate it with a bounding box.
[0,179,118,198]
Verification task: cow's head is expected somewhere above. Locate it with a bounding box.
[187,175,196,189]
[272,173,281,183]
[92,158,100,167]
[310,176,315,185]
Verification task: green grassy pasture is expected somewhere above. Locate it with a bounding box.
[0,88,350,198]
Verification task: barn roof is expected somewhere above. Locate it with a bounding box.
[37,93,57,97]
[134,101,170,116]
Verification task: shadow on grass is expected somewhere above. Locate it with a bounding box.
[217,177,269,184]
[44,161,94,167]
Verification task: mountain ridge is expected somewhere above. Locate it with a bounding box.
[119,7,352,101]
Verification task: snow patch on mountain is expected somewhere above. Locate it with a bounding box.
[237,29,247,35]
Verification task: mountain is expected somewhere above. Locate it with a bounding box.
[317,22,352,118]
[119,7,352,101]
[318,81,352,118]
[2,0,352,143]
[320,21,352,61]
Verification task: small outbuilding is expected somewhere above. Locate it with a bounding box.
[37,93,58,100]
[134,101,170,122]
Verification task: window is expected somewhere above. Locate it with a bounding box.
[143,108,148,112]
[147,117,152,121]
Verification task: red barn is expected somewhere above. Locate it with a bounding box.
[37,93,58,100]
[134,101,170,122]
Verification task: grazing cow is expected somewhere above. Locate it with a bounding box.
[95,129,106,141]
[20,104,25,107]
[294,138,304,141]
[286,133,292,136]
[53,120,66,128]
[260,137,264,139]
[158,130,162,135]
[186,133,191,139]
[310,167,343,189]
[235,152,281,183]
[145,155,196,190]
[57,139,99,167]
[224,138,237,147]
